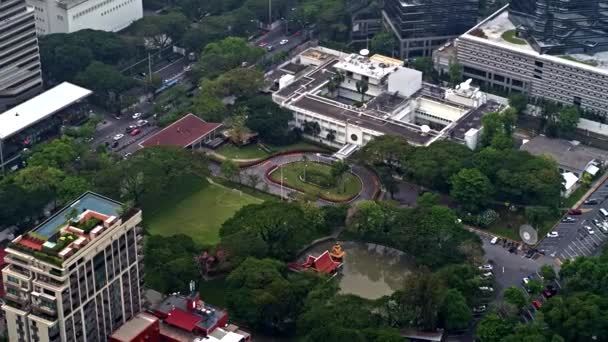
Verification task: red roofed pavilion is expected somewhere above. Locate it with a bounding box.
[164,307,201,332]
[139,114,222,149]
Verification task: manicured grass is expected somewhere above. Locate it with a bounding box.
[216,143,269,160]
[559,55,599,67]
[563,185,590,208]
[267,141,329,153]
[485,207,560,241]
[198,277,229,308]
[145,183,263,245]
[501,30,527,45]
[269,161,362,201]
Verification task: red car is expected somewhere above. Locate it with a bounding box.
[294,31,302,36]
[543,290,554,298]
[130,128,141,136]
[532,300,543,310]
[258,41,268,47]
[568,209,582,215]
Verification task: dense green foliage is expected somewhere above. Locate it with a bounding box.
[347,200,481,268]
[145,234,202,293]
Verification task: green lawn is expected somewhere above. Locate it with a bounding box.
[563,185,590,208]
[269,161,362,201]
[485,207,560,241]
[216,143,270,160]
[145,183,263,245]
[501,30,527,45]
[559,55,599,67]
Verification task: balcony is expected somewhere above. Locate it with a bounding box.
[5,291,28,305]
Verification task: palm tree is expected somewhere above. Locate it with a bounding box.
[333,70,345,97]
[330,160,350,194]
[356,79,369,103]
[327,79,338,97]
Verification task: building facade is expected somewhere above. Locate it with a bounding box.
[382,0,479,59]
[0,0,43,111]
[2,192,144,342]
[509,0,608,54]
[29,0,143,35]
[445,5,608,116]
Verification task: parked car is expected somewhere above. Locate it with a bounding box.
[294,31,302,36]
[136,119,149,127]
[123,152,132,159]
[473,305,487,314]
[543,289,555,298]
[478,286,494,292]
[562,216,577,223]
[568,209,582,215]
[490,236,498,244]
[258,41,268,47]
[547,231,559,238]
[132,112,142,120]
[267,45,274,51]
[130,128,141,136]
[111,141,119,148]
[584,198,599,205]
[481,272,493,278]
[126,125,137,132]
[585,225,595,234]
[479,264,493,271]
[532,300,543,310]
[113,133,124,141]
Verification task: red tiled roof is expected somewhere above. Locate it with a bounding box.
[140,114,222,148]
[18,237,43,251]
[313,251,340,273]
[164,308,201,332]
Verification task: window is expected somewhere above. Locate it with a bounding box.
[350,134,358,141]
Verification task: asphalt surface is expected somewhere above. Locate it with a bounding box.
[537,180,608,263]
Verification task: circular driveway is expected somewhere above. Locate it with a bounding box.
[241,152,379,204]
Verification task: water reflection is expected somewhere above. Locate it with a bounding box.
[300,241,415,300]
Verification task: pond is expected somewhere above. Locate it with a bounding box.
[300,240,415,300]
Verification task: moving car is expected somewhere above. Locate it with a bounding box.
[532,300,543,310]
[280,39,289,45]
[547,231,559,238]
[113,133,124,141]
[132,112,142,120]
[130,128,141,136]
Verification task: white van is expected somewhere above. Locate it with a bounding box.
[600,208,608,218]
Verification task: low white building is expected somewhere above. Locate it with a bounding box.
[29,0,143,35]
[272,47,500,153]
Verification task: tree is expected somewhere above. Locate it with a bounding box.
[226,110,251,146]
[132,12,189,51]
[439,289,472,331]
[144,234,201,293]
[542,292,608,342]
[247,174,261,189]
[410,57,434,76]
[302,121,321,138]
[557,106,580,134]
[191,93,226,122]
[539,264,557,283]
[355,79,369,103]
[448,62,464,87]
[504,286,527,311]
[57,176,91,205]
[356,134,412,170]
[27,136,78,169]
[75,62,136,109]
[450,168,493,213]
[244,95,297,145]
[371,32,397,57]
[527,279,543,296]
[13,166,64,195]
[221,160,239,182]
[379,167,399,199]
[195,37,265,79]
[330,160,350,193]
[508,93,528,114]
[476,313,517,342]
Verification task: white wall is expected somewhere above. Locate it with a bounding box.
[29,0,142,34]
[388,67,422,98]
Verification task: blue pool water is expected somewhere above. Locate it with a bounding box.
[33,192,122,238]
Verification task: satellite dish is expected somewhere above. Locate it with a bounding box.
[420,125,431,134]
[360,49,369,57]
[520,224,538,245]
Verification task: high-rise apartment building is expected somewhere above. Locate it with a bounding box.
[509,0,608,54]
[0,0,43,111]
[1,192,144,342]
[382,0,479,59]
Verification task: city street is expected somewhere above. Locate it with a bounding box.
[537,180,608,263]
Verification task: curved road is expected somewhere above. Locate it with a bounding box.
[237,152,379,205]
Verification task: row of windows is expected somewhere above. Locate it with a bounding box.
[100,0,135,17]
[73,0,118,19]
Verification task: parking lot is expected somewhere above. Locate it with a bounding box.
[537,179,608,263]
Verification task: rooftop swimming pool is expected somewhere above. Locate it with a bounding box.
[33,192,122,238]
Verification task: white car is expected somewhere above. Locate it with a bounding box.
[490,236,498,244]
[547,231,559,238]
[522,277,530,285]
[585,225,595,234]
[280,39,289,45]
[481,272,493,278]
[479,286,494,292]
[479,264,493,271]
[136,119,149,127]
[113,133,124,141]
[132,112,142,120]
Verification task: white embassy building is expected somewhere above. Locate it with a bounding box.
[271,46,502,155]
[29,0,142,35]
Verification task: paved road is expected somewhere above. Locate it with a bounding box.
[235,152,379,204]
[537,179,608,263]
